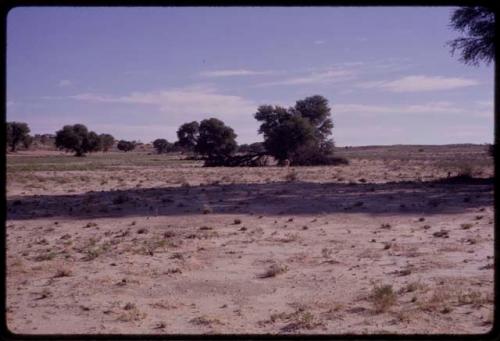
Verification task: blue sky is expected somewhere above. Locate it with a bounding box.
[7,7,494,145]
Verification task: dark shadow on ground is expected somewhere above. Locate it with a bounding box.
[6,177,494,221]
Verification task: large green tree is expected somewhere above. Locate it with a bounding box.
[195,118,237,160]
[176,121,200,152]
[254,95,335,165]
[448,6,495,66]
[6,121,31,152]
[55,124,100,157]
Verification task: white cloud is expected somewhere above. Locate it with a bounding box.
[68,86,256,115]
[58,79,72,87]
[257,68,355,87]
[358,75,479,92]
[199,69,274,77]
[61,86,261,143]
[314,40,325,45]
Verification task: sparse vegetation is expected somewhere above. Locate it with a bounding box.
[268,308,322,332]
[6,143,493,334]
[54,268,72,278]
[190,315,224,327]
[371,284,397,313]
[259,263,289,278]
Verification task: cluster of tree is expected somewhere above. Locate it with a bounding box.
[55,124,116,156]
[32,134,56,149]
[145,95,341,167]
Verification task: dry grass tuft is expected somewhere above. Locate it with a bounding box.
[269,308,322,332]
[259,262,289,278]
[116,303,146,322]
[53,268,72,278]
[461,223,473,230]
[371,284,397,313]
[190,315,224,326]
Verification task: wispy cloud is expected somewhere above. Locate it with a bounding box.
[66,86,257,117]
[58,79,72,87]
[476,100,493,107]
[257,68,355,87]
[199,69,275,77]
[358,75,479,92]
[314,40,325,45]
[334,101,465,115]
[44,85,261,143]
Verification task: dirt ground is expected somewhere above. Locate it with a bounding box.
[5,145,494,334]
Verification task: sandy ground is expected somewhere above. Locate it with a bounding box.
[5,146,494,334]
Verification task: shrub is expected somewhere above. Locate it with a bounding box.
[371,284,396,313]
[152,138,172,154]
[99,134,115,152]
[259,263,289,278]
[457,164,474,178]
[117,140,135,152]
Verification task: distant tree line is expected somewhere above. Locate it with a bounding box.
[7,92,495,163]
[6,95,343,164]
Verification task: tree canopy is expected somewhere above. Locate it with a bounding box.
[99,134,115,152]
[176,121,200,151]
[55,124,100,157]
[6,121,31,152]
[254,95,335,165]
[448,6,495,66]
[195,118,237,160]
[117,140,136,152]
[153,138,172,154]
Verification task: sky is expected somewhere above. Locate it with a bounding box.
[7,7,494,146]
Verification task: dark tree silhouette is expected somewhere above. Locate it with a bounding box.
[294,95,334,141]
[55,124,100,157]
[254,95,336,165]
[117,140,136,152]
[153,138,172,154]
[99,134,115,152]
[6,121,31,152]
[22,135,33,150]
[448,6,495,66]
[176,121,200,152]
[195,118,237,162]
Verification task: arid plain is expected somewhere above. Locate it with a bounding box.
[5,144,494,334]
